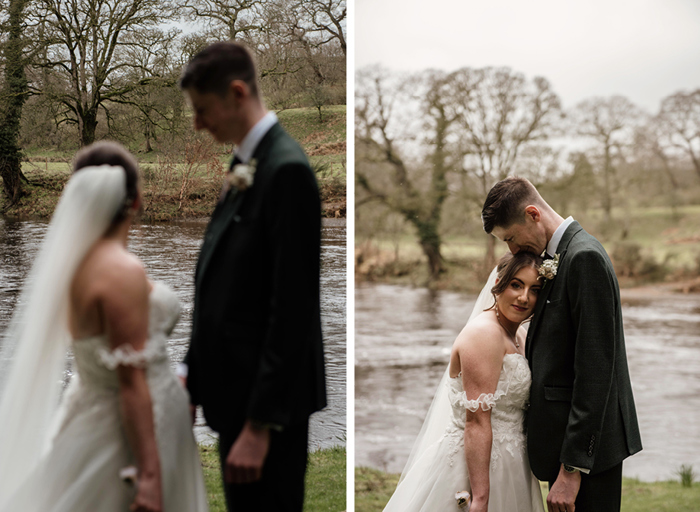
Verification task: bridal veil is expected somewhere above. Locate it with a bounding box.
[0,166,126,503]
[398,267,498,484]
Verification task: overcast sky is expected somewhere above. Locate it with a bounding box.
[355,0,700,113]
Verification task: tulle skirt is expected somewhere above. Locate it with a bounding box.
[384,427,544,512]
[0,371,208,511]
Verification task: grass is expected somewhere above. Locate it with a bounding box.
[277,105,346,148]
[199,444,346,512]
[354,467,700,512]
[676,464,696,488]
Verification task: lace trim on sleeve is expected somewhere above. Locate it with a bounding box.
[456,389,507,412]
[97,342,164,370]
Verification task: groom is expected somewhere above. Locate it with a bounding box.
[482,177,642,512]
[179,42,326,511]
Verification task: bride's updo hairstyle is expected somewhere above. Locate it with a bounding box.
[72,141,139,225]
[490,251,543,298]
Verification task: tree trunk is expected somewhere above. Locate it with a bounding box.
[415,220,444,281]
[0,0,29,205]
[80,108,98,147]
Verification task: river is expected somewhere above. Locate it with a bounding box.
[0,217,346,450]
[355,282,700,482]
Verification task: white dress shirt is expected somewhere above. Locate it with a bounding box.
[546,216,574,257]
[234,111,278,163]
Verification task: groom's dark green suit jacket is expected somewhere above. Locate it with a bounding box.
[525,221,642,482]
[185,122,326,435]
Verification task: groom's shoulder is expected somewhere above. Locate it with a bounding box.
[566,228,615,274]
[263,124,311,169]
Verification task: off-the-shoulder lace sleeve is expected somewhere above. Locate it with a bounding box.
[97,342,165,370]
[455,389,507,412]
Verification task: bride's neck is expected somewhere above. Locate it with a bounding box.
[103,218,132,246]
[494,305,520,338]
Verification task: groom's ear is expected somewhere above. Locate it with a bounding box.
[524,205,540,223]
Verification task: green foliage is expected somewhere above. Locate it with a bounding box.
[198,444,346,512]
[676,464,696,488]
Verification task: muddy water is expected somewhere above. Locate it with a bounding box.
[0,218,346,450]
[355,282,700,481]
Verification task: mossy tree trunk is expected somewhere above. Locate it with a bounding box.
[0,0,30,206]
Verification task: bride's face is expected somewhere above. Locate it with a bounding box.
[496,265,541,323]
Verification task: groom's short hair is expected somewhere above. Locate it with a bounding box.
[179,41,259,98]
[481,176,544,233]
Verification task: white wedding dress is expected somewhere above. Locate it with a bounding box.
[384,353,544,511]
[0,282,208,511]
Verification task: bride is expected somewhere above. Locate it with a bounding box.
[0,142,208,511]
[384,252,545,512]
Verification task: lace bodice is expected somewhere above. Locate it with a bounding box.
[71,282,181,391]
[445,353,531,469]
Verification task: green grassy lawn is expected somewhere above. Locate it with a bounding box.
[199,444,346,512]
[277,105,346,147]
[355,467,700,512]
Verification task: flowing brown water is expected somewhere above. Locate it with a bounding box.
[355,282,700,481]
[0,218,346,450]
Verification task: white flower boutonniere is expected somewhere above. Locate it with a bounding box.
[539,253,559,287]
[227,158,257,192]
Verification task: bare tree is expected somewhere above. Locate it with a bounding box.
[291,0,346,55]
[356,67,457,280]
[656,89,700,181]
[570,95,642,223]
[451,67,561,203]
[106,28,181,151]
[450,67,561,265]
[183,0,264,40]
[28,0,178,146]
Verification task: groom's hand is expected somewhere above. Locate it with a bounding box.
[225,420,271,484]
[547,465,581,512]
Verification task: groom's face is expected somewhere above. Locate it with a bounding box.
[492,216,547,256]
[186,86,243,144]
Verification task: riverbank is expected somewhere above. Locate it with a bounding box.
[199,444,346,511]
[355,466,700,512]
[356,205,700,292]
[1,106,346,220]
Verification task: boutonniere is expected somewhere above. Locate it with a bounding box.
[538,253,559,288]
[227,158,257,192]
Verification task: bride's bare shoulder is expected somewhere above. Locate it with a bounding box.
[455,312,501,347]
[73,241,147,300]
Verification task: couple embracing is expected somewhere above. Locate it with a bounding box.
[384,177,643,512]
[0,42,324,512]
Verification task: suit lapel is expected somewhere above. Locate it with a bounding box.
[195,123,283,289]
[525,221,584,360]
[196,190,246,288]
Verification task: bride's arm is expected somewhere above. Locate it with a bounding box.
[102,261,162,512]
[457,324,504,512]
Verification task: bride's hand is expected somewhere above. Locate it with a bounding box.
[130,474,163,512]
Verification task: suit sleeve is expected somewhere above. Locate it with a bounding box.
[560,247,618,469]
[245,162,322,427]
